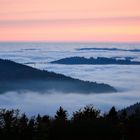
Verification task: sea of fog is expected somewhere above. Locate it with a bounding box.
[0,42,140,116]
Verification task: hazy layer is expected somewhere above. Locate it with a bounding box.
[0,42,140,116]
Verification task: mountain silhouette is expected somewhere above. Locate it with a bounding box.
[76,47,140,52]
[0,59,116,93]
[50,56,140,65]
[119,102,140,115]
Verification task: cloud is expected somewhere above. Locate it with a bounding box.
[0,43,140,116]
[0,64,139,117]
[0,89,139,117]
[0,16,140,26]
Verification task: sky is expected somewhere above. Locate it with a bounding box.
[0,0,140,42]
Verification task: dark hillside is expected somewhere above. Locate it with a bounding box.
[0,59,116,93]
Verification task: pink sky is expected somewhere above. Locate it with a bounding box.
[0,0,140,42]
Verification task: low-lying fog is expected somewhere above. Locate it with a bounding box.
[0,90,139,117]
[0,65,140,116]
[0,42,140,116]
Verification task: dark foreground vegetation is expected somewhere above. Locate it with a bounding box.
[0,104,140,140]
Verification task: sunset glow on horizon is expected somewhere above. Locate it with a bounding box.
[0,0,140,42]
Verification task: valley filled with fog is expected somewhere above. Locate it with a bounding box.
[0,42,140,116]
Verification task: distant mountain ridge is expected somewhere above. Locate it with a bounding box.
[76,47,140,52]
[0,59,116,94]
[50,57,140,65]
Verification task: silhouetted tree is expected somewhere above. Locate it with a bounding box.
[120,110,127,120]
[72,105,100,122]
[34,114,49,140]
[27,118,35,140]
[0,109,19,139]
[0,105,139,140]
[107,106,118,120]
[55,106,68,122]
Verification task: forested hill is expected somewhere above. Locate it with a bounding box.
[50,56,140,65]
[0,59,116,93]
[119,102,140,115]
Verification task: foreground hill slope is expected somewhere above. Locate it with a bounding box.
[0,59,116,93]
[119,102,140,115]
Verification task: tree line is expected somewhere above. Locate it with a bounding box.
[0,105,140,140]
